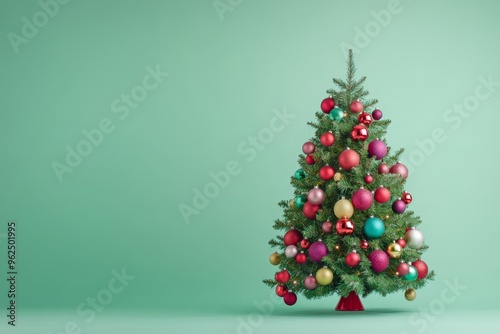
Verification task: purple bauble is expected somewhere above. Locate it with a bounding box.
[368,139,387,160]
[352,188,373,211]
[302,142,315,155]
[307,187,325,205]
[389,162,409,179]
[368,250,389,273]
[372,108,383,120]
[392,199,406,214]
[304,275,318,290]
[308,241,328,262]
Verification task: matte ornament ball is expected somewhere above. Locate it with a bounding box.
[350,100,363,113]
[392,199,406,214]
[316,267,334,285]
[319,165,335,181]
[386,242,403,258]
[338,148,360,170]
[276,285,288,297]
[368,139,388,160]
[295,252,307,264]
[352,188,373,211]
[308,187,325,205]
[322,220,333,233]
[335,217,355,235]
[308,241,328,262]
[364,174,373,184]
[350,124,369,141]
[334,198,354,219]
[269,252,280,266]
[304,275,317,290]
[283,292,297,306]
[402,191,412,205]
[302,142,315,155]
[294,195,306,209]
[404,265,418,281]
[294,169,306,180]
[346,251,361,267]
[378,162,389,174]
[284,229,303,246]
[329,107,345,121]
[363,216,385,239]
[390,162,409,179]
[285,245,299,258]
[275,270,290,283]
[368,250,389,273]
[320,132,335,146]
[372,108,383,120]
[374,186,391,203]
[412,260,429,279]
[303,201,320,220]
[305,154,316,165]
[320,97,335,113]
[358,112,373,126]
[396,262,410,276]
[405,288,417,301]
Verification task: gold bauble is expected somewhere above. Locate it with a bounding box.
[316,267,334,285]
[269,252,280,266]
[405,288,417,301]
[334,172,343,181]
[288,199,295,208]
[387,242,403,258]
[333,198,354,219]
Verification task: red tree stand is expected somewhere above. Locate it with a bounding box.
[335,291,364,311]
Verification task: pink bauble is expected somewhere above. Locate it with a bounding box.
[368,139,387,160]
[308,241,328,262]
[392,199,406,214]
[322,220,333,233]
[374,186,391,203]
[307,187,325,205]
[302,142,315,155]
[378,162,389,174]
[372,109,383,120]
[302,201,320,219]
[413,260,429,279]
[304,275,318,290]
[338,148,360,170]
[368,250,389,273]
[352,188,373,211]
[390,162,409,179]
[350,100,363,113]
[396,262,410,276]
[320,97,335,113]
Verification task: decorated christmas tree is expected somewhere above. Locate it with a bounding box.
[263,50,435,310]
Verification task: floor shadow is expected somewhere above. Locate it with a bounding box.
[272,308,411,317]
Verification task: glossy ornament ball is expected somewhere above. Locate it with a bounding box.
[368,139,388,160]
[396,238,406,249]
[402,191,412,204]
[350,100,363,113]
[413,260,429,279]
[405,288,417,301]
[269,252,280,266]
[300,238,310,249]
[351,124,369,141]
[294,169,305,180]
[378,162,389,174]
[390,162,409,179]
[338,148,360,170]
[305,154,316,165]
[320,131,335,146]
[334,198,354,219]
[319,165,335,181]
[316,267,334,285]
[392,199,406,214]
[386,242,403,258]
[275,270,290,283]
[294,195,306,209]
[295,252,307,264]
[335,217,355,235]
[283,292,297,306]
[374,186,391,203]
[363,216,385,239]
[329,107,345,121]
[396,262,410,276]
[303,201,320,220]
[308,187,325,205]
[304,275,317,290]
[372,108,383,120]
[346,251,361,267]
[364,174,373,184]
[322,220,333,233]
[404,265,418,281]
[308,241,328,262]
[360,239,369,249]
[285,245,299,258]
[284,229,303,246]
[302,142,315,155]
[368,250,389,273]
[276,285,288,297]
[358,112,373,126]
[352,188,373,211]
[405,228,425,249]
[320,97,335,113]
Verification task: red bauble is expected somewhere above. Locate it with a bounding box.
[412,260,429,279]
[303,201,320,219]
[378,162,389,174]
[320,97,335,114]
[368,250,389,273]
[335,217,355,235]
[300,238,310,249]
[283,292,297,306]
[350,124,369,141]
[275,270,290,283]
[352,188,373,211]
[322,220,333,233]
[284,229,303,246]
[396,238,406,249]
[396,262,410,276]
[345,251,361,268]
[360,240,369,249]
[350,100,363,113]
[358,112,373,126]
[305,154,316,165]
[276,285,288,297]
[319,165,335,181]
[295,253,307,264]
[338,148,360,170]
[320,131,335,146]
[374,186,391,203]
[402,191,413,204]
[364,174,373,184]
[390,162,409,179]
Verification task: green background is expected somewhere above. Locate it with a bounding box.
[1,0,499,332]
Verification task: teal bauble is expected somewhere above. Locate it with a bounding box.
[294,195,307,209]
[328,107,344,121]
[404,265,418,281]
[294,169,306,180]
[363,216,385,239]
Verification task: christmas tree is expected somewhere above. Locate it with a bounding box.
[263,50,435,310]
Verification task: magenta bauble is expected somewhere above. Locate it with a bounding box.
[319,165,335,181]
[302,142,315,155]
[338,148,360,170]
[368,139,387,160]
[320,97,335,113]
[307,187,325,205]
[308,241,328,262]
[352,188,373,211]
[372,108,383,120]
[392,199,406,214]
[303,201,320,219]
[390,162,409,179]
[304,275,317,290]
[368,250,389,273]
